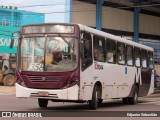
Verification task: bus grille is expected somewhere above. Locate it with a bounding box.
[27,75,63,82]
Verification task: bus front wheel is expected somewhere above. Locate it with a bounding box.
[89,85,98,110]
[38,99,48,108]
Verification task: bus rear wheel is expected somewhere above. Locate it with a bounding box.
[3,74,15,86]
[89,85,99,110]
[122,98,128,104]
[128,86,139,105]
[38,99,48,108]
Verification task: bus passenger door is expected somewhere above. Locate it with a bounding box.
[80,31,94,100]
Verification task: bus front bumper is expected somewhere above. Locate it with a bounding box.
[16,83,79,100]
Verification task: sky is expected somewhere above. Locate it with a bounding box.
[0,0,68,23]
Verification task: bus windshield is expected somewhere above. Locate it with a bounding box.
[21,36,78,72]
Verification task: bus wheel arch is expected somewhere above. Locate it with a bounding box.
[95,81,103,103]
[89,81,102,109]
[128,84,139,105]
[123,83,139,105]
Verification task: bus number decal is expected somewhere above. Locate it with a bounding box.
[94,62,103,70]
[28,63,43,71]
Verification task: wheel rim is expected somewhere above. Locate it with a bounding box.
[96,91,98,102]
[134,91,138,102]
[96,90,98,106]
[8,77,14,84]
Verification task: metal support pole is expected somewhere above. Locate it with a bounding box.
[96,0,103,30]
[11,12,14,26]
[133,7,141,43]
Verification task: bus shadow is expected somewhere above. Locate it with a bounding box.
[31,100,127,111]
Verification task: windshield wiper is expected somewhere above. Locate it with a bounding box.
[58,34,74,50]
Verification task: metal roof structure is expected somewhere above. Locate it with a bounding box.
[77,0,160,16]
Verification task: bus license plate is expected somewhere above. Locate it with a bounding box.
[38,92,49,96]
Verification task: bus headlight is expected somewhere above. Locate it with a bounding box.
[17,79,26,87]
[63,79,78,89]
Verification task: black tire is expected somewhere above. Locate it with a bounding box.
[128,86,139,105]
[3,74,15,86]
[38,99,48,108]
[122,98,128,104]
[98,98,103,104]
[89,85,98,110]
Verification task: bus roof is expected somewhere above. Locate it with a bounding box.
[77,24,153,52]
[20,23,153,52]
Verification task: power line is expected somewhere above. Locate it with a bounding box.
[18,2,65,8]
[18,3,160,14]
[0,2,159,16]
[1,0,159,8]
[27,3,160,14]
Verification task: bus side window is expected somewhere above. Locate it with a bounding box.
[117,43,126,65]
[148,51,153,69]
[81,31,93,71]
[106,39,116,63]
[126,45,133,66]
[134,47,141,67]
[93,35,106,62]
[141,49,147,68]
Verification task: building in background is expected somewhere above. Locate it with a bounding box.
[0,6,45,86]
[65,0,72,23]
[70,0,160,64]
[0,6,45,54]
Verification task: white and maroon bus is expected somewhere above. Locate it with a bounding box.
[15,23,154,109]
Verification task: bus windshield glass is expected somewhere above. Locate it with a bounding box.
[21,36,78,72]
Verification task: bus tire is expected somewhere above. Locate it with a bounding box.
[3,74,15,86]
[98,99,103,104]
[122,98,128,104]
[128,86,139,105]
[38,99,48,108]
[89,85,98,110]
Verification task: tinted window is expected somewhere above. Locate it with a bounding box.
[126,45,133,66]
[148,51,153,69]
[93,36,106,62]
[134,47,141,67]
[141,49,147,68]
[81,31,93,71]
[106,39,116,63]
[117,43,126,65]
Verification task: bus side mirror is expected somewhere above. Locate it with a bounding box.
[10,31,20,48]
[10,39,14,48]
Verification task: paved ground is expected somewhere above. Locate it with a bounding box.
[0,85,15,95]
[0,85,160,120]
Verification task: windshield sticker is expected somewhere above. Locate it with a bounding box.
[28,63,43,71]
